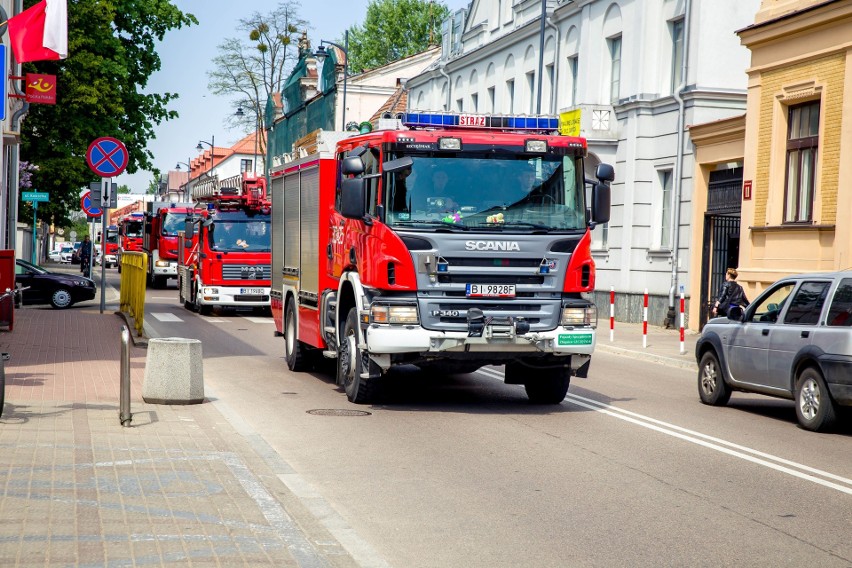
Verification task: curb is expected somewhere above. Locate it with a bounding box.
[596,342,697,371]
[115,310,149,347]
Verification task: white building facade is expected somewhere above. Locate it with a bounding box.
[406,0,759,324]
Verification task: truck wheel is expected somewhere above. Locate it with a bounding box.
[338,307,381,404]
[698,351,731,406]
[522,366,570,404]
[285,299,310,372]
[795,367,837,432]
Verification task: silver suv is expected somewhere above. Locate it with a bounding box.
[696,271,852,432]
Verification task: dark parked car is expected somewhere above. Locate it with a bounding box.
[696,270,852,432]
[14,258,96,309]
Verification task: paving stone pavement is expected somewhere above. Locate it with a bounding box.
[0,300,360,568]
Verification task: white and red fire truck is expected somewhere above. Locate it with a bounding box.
[270,112,613,404]
[116,212,144,272]
[177,173,271,314]
[142,201,194,288]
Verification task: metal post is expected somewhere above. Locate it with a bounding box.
[536,0,547,114]
[342,30,348,131]
[31,201,37,264]
[120,325,132,426]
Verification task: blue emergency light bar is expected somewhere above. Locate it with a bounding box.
[403,112,559,132]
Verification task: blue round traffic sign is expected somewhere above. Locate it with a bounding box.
[81,191,102,217]
[86,136,128,177]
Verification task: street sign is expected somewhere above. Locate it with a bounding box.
[0,46,5,121]
[86,137,128,177]
[88,181,118,208]
[80,191,102,217]
[22,191,49,202]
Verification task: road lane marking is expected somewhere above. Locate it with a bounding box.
[150,312,183,322]
[475,367,852,495]
[244,317,274,324]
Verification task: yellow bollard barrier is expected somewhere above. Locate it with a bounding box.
[119,251,148,336]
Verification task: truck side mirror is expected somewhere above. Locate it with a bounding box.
[596,163,615,183]
[184,220,195,239]
[591,182,611,225]
[341,156,365,176]
[340,177,366,220]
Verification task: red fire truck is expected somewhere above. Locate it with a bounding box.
[270,113,613,404]
[116,212,144,272]
[142,201,193,288]
[177,173,271,315]
[101,225,118,268]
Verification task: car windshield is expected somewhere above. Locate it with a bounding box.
[16,260,48,275]
[208,215,271,252]
[383,153,586,232]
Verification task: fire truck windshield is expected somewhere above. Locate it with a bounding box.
[123,221,143,238]
[383,153,586,232]
[208,216,271,252]
[161,212,186,236]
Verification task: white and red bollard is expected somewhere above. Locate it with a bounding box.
[679,291,686,354]
[642,288,648,349]
[609,286,615,342]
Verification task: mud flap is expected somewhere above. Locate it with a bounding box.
[575,358,591,378]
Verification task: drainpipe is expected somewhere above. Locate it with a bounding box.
[666,0,692,328]
[546,13,560,115]
[439,62,452,111]
[6,0,28,253]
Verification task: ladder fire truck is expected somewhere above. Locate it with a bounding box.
[270,112,613,404]
[177,173,271,315]
[142,201,193,288]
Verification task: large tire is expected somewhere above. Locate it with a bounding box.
[795,367,837,432]
[285,299,310,372]
[337,307,381,404]
[519,364,570,404]
[50,288,73,309]
[698,350,731,406]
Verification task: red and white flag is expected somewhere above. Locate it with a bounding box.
[7,0,68,63]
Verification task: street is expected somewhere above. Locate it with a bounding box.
[139,278,852,568]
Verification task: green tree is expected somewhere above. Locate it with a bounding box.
[346,0,449,73]
[117,185,132,195]
[208,1,307,160]
[20,0,197,228]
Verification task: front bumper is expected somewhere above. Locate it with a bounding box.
[196,285,270,308]
[366,323,595,356]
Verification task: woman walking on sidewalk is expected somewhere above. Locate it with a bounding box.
[712,268,748,317]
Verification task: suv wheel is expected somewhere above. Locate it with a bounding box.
[795,367,837,432]
[698,350,731,406]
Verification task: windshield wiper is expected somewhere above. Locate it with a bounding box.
[394,220,470,231]
[476,221,553,231]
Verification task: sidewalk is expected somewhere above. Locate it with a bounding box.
[0,276,360,567]
[0,265,698,566]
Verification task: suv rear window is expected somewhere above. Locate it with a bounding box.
[827,278,852,326]
[783,281,831,325]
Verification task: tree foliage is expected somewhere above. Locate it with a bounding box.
[20,0,197,227]
[208,1,307,160]
[345,0,449,73]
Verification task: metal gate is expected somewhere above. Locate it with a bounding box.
[699,167,743,329]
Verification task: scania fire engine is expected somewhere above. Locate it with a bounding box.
[270,112,613,404]
[143,201,193,288]
[177,173,271,314]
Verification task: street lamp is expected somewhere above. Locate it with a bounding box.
[314,30,349,132]
[235,106,259,174]
[196,135,215,174]
[174,159,192,201]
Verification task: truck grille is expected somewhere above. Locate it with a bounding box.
[419,298,560,332]
[222,265,271,280]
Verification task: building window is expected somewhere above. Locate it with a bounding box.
[487,86,495,112]
[506,79,515,113]
[471,93,479,112]
[670,19,684,93]
[608,35,622,103]
[240,159,253,173]
[659,170,674,249]
[784,100,820,223]
[568,55,578,107]
[544,64,554,113]
[456,98,463,112]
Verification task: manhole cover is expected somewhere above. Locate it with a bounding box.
[306,409,372,417]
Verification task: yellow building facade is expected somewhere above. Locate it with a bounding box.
[738,0,852,298]
[687,0,852,330]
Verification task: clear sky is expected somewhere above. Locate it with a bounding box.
[119,0,471,193]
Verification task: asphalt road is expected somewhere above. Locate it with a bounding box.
[142,280,852,568]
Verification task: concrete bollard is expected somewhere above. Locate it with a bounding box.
[142,337,204,404]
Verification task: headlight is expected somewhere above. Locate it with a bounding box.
[155,260,169,267]
[202,287,219,295]
[371,304,419,325]
[561,305,597,327]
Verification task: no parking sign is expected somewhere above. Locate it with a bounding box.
[86,137,128,177]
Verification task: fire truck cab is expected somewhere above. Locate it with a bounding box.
[177,174,271,315]
[271,113,613,404]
